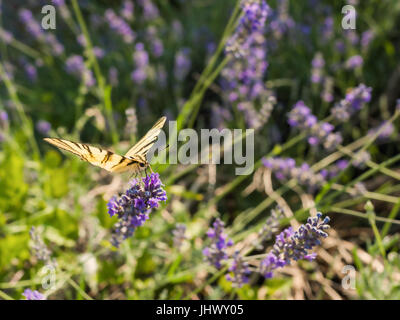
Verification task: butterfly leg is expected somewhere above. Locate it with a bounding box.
[129,171,139,180]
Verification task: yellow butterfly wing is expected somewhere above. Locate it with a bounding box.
[43,138,141,173]
[125,116,166,159]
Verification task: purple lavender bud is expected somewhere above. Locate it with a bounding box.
[131,68,147,84]
[36,120,51,135]
[226,251,250,288]
[335,40,346,53]
[29,227,52,263]
[133,43,149,67]
[65,55,85,74]
[174,48,191,81]
[225,0,270,58]
[321,16,333,40]
[52,0,65,5]
[258,206,283,244]
[93,47,105,59]
[45,34,64,56]
[0,28,13,43]
[311,52,325,84]
[82,69,96,87]
[108,67,119,87]
[24,63,37,82]
[104,9,135,43]
[368,121,394,140]
[138,0,159,20]
[77,34,86,47]
[19,9,44,40]
[260,213,330,278]
[361,30,374,50]
[22,289,45,300]
[331,84,372,121]
[345,30,359,45]
[151,38,164,57]
[203,218,234,269]
[120,0,134,21]
[345,55,363,69]
[172,223,186,249]
[263,157,327,192]
[321,77,334,103]
[66,55,95,87]
[0,110,9,124]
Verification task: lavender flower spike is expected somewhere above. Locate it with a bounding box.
[203,218,234,269]
[260,213,330,279]
[331,84,372,122]
[226,251,251,288]
[108,173,167,247]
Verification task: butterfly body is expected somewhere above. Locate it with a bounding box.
[44,116,166,175]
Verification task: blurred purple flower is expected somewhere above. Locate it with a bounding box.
[120,0,134,21]
[105,9,135,43]
[0,28,13,43]
[226,0,270,58]
[19,9,44,40]
[345,30,359,46]
[138,0,159,20]
[108,67,119,87]
[203,218,234,269]
[24,63,37,82]
[321,16,334,40]
[263,157,327,192]
[29,227,52,263]
[327,160,349,178]
[361,30,374,50]
[345,55,363,69]
[65,55,85,74]
[268,0,295,40]
[65,55,96,87]
[133,43,149,67]
[311,52,325,84]
[45,34,64,56]
[331,84,372,121]
[174,48,191,81]
[0,110,8,124]
[52,0,65,5]
[288,101,342,150]
[211,103,233,130]
[321,77,334,102]
[22,289,45,300]
[93,47,105,59]
[258,206,283,243]
[172,223,187,249]
[368,121,394,140]
[226,251,250,288]
[36,120,51,135]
